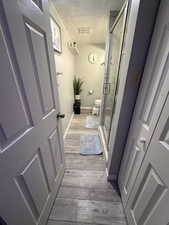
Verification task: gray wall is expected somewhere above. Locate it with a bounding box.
[49,1,75,134]
[75,44,105,107]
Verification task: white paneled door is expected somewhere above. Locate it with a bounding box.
[126,90,169,225]
[118,0,169,207]
[0,1,65,225]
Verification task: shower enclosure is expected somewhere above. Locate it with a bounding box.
[102,2,128,149]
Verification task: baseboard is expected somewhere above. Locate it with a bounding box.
[81,106,92,114]
[81,106,92,109]
[107,171,117,182]
[63,113,74,139]
[98,125,108,162]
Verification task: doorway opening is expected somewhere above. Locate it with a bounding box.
[49,0,126,162]
[48,2,128,223]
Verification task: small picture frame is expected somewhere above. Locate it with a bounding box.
[50,16,62,53]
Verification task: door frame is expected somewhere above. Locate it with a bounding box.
[107,0,139,180]
[105,1,129,144]
[118,0,166,210]
[100,0,140,173]
[99,0,129,162]
[99,0,160,181]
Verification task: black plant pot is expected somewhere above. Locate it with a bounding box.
[73,100,81,114]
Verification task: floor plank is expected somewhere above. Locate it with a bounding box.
[48,221,126,225]
[64,138,80,147]
[62,169,115,190]
[65,133,81,139]
[48,221,116,225]
[69,116,97,131]
[58,186,121,202]
[70,121,86,130]
[49,198,126,225]
[64,146,80,154]
[66,153,104,160]
[67,129,98,135]
[65,153,105,171]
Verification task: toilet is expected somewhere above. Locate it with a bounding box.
[92,99,102,115]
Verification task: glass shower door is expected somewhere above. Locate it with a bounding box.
[103,2,128,144]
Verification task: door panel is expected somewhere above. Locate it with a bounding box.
[0,1,65,225]
[126,94,169,225]
[18,151,50,215]
[123,143,144,197]
[119,0,169,206]
[25,22,55,114]
[0,26,32,145]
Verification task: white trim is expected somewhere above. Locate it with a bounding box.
[99,126,117,182]
[106,167,109,177]
[81,106,92,114]
[106,168,117,181]
[63,113,74,139]
[81,106,92,110]
[98,125,108,162]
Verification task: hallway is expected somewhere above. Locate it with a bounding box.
[47,113,127,225]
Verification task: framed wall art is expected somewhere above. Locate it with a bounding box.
[50,16,62,53]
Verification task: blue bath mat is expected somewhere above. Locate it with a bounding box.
[85,116,99,129]
[80,134,103,155]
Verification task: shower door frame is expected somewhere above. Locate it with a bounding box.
[100,1,129,155]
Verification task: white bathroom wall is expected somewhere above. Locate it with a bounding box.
[75,44,105,107]
[49,1,75,134]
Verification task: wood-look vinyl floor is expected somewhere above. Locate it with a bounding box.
[47,114,127,225]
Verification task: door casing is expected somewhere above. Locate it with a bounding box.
[99,0,159,181]
[119,0,168,208]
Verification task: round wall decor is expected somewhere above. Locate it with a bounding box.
[88,53,97,64]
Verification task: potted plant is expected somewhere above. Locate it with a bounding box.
[73,76,84,114]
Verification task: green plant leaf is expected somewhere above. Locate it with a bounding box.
[73,76,84,95]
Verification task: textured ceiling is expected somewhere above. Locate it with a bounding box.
[52,0,124,44]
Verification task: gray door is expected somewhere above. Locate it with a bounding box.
[0,1,65,225]
[126,88,169,225]
[119,0,169,207]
